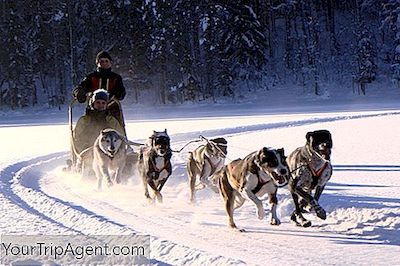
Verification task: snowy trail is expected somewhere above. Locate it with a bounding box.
[1,110,400,265]
[1,155,243,265]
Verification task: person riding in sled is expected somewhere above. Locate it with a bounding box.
[72,50,126,127]
[73,89,124,155]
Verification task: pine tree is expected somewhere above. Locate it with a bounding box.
[219,1,267,94]
[353,1,377,95]
[381,0,400,87]
[2,1,37,108]
[200,2,229,100]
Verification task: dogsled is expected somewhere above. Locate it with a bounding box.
[65,96,139,181]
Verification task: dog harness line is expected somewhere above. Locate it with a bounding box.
[200,135,228,158]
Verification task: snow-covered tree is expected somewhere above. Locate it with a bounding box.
[356,29,377,94]
[219,1,267,93]
[1,1,38,108]
[2,0,400,108]
[381,0,400,87]
[353,0,377,95]
[297,0,322,95]
[223,3,267,67]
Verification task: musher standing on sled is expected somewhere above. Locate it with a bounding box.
[72,50,127,132]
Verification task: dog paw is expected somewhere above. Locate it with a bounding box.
[314,205,327,220]
[156,194,163,203]
[290,212,312,227]
[146,197,155,205]
[270,217,281,226]
[229,223,244,232]
[233,227,246,233]
[189,197,196,204]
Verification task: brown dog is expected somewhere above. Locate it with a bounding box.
[187,137,227,202]
[287,130,333,227]
[214,147,288,231]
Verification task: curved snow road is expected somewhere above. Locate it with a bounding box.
[1,111,400,265]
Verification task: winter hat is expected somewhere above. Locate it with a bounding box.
[96,50,112,63]
[90,89,109,107]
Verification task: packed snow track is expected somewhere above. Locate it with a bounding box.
[1,110,400,265]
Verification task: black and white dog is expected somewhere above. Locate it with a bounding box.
[187,137,227,202]
[138,129,172,203]
[287,130,333,227]
[214,147,288,231]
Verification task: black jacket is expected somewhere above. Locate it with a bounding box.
[73,68,126,103]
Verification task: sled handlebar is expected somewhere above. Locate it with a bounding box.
[69,99,77,134]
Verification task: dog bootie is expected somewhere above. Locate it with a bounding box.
[291,211,312,227]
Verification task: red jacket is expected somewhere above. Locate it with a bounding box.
[75,68,126,103]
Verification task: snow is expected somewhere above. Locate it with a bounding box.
[1,94,400,265]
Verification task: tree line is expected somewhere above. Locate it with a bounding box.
[1,0,399,109]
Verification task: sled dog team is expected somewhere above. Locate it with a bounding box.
[91,127,332,231]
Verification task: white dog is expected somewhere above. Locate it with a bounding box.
[93,128,127,190]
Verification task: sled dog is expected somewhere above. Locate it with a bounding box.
[287,129,333,227]
[93,128,127,190]
[138,129,172,203]
[215,147,288,231]
[187,137,227,202]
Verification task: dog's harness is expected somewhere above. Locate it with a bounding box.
[199,151,220,178]
[308,160,329,189]
[308,160,329,178]
[228,157,271,194]
[302,147,330,189]
[148,150,172,180]
[251,160,272,194]
[194,137,227,180]
[252,177,271,194]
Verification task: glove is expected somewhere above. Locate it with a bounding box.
[72,86,87,103]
